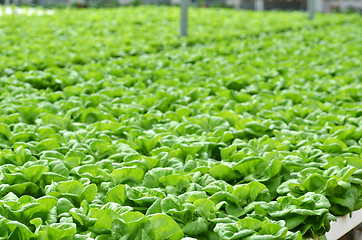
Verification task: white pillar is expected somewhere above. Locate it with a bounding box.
[308,0,316,19]
[40,0,46,7]
[255,0,264,11]
[181,0,188,37]
[235,0,242,9]
[315,0,324,12]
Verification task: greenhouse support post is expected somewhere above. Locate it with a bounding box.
[181,0,188,37]
[308,0,316,20]
[255,0,264,11]
[40,0,46,7]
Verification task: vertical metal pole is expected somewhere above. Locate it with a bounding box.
[308,0,315,20]
[181,0,188,37]
[40,0,46,8]
[235,0,242,9]
[255,0,264,11]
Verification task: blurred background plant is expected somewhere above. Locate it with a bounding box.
[0,0,361,12]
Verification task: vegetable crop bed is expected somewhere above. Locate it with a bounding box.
[0,6,361,240]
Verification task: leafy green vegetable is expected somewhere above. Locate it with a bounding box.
[0,5,361,240]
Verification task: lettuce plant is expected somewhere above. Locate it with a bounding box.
[0,5,361,240]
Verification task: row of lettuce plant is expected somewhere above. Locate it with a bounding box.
[0,6,361,240]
